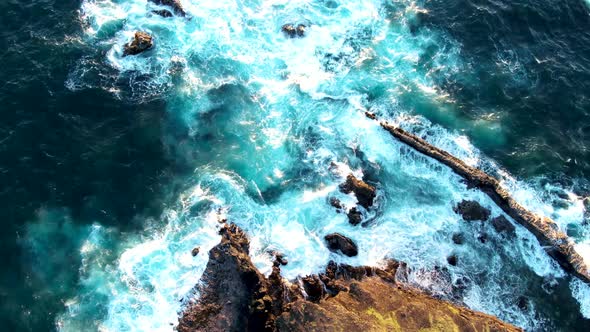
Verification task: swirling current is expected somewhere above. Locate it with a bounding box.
[1,0,590,331]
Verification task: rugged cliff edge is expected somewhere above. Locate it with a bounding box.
[365,111,590,284]
[178,223,521,332]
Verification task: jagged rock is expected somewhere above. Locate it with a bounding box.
[179,223,522,332]
[491,215,516,234]
[339,174,376,209]
[346,207,362,226]
[324,233,358,257]
[191,247,200,257]
[123,32,153,56]
[274,253,288,267]
[452,232,464,245]
[149,0,186,16]
[177,223,276,332]
[453,200,491,221]
[447,255,458,266]
[372,113,590,283]
[281,24,306,38]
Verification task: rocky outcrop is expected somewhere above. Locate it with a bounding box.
[123,32,153,56]
[179,223,522,332]
[454,200,491,221]
[339,174,376,209]
[149,0,186,16]
[281,24,306,38]
[365,111,590,284]
[324,233,358,257]
[346,207,362,225]
[491,215,516,234]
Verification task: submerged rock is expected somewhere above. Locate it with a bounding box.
[123,31,153,56]
[452,232,465,245]
[447,255,458,266]
[453,200,491,221]
[339,174,376,209]
[329,197,343,211]
[149,0,186,16]
[346,207,362,226]
[281,24,306,38]
[179,223,521,332]
[491,215,516,234]
[324,233,358,257]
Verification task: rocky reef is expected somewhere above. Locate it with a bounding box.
[366,112,590,285]
[123,32,153,56]
[178,223,521,332]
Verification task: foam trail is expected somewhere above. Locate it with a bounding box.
[51,0,590,330]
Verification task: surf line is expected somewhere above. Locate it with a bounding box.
[364,111,590,284]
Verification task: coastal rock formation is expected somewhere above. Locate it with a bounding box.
[178,223,522,332]
[281,24,306,38]
[346,207,362,225]
[149,0,186,16]
[365,111,590,284]
[339,174,376,208]
[324,233,358,257]
[123,32,153,56]
[491,215,516,234]
[454,200,491,221]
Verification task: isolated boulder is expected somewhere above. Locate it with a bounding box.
[339,174,376,209]
[453,200,490,221]
[325,233,358,257]
[347,207,362,226]
[123,31,153,56]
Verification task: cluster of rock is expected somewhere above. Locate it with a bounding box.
[364,111,590,285]
[178,222,521,332]
[281,24,307,38]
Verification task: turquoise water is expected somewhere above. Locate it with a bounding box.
[2,0,590,331]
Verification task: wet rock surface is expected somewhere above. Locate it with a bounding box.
[454,200,491,221]
[324,233,358,257]
[149,0,186,16]
[346,207,362,225]
[491,215,516,234]
[339,174,376,209]
[123,31,153,56]
[281,24,306,38]
[179,223,522,332]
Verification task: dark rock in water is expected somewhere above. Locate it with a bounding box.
[347,207,362,226]
[191,247,200,257]
[477,232,488,244]
[152,9,173,17]
[491,215,515,234]
[339,174,376,209]
[452,233,464,245]
[179,223,521,332]
[517,296,529,311]
[447,255,458,266]
[274,253,288,267]
[329,197,343,211]
[583,197,590,211]
[453,200,490,221]
[281,24,306,38]
[149,0,186,16]
[325,233,358,257]
[123,31,153,56]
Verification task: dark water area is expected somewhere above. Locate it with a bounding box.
[0,0,176,330]
[0,0,590,331]
[418,0,590,182]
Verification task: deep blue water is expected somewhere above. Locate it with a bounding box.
[1,0,590,331]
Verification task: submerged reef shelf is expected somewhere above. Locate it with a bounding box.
[365,112,590,285]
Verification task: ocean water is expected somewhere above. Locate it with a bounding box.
[1,0,590,331]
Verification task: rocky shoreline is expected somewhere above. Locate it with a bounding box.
[365,111,590,285]
[177,222,521,332]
